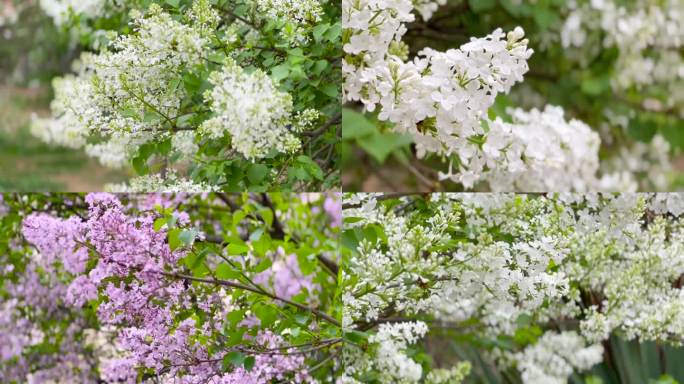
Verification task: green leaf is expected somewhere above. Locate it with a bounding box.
[324,23,341,41]
[227,243,249,255]
[581,75,610,96]
[271,64,289,82]
[244,356,256,371]
[168,228,182,251]
[253,258,273,273]
[627,116,657,143]
[312,60,328,75]
[132,156,149,175]
[179,229,197,247]
[165,0,181,7]
[223,351,245,370]
[320,83,338,98]
[296,156,324,180]
[247,163,269,184]
[153,218,166,232]
[533,7,559,30]
[259,208,273,227]
[312,23,330,42]
[585,376,604,384]
[216,263,241,280]
[660,118,684,150]
[342,109,375,139]
[183,72,202,93]
[254,303,277,327]
[225,328,246,347]
[358,132,413,164]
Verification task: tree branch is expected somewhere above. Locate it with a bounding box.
[301,111,342,137]
[165,272,340,326]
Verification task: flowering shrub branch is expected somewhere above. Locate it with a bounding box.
[0,192,342,382]
[340,193,684,383]
[342,0,682,191]
[30,0,341,191]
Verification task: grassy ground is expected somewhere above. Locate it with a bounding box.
[0,86,128,191]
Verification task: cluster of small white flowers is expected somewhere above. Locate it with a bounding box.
[31,4,208,167]
[515,331,603,384]
[341,321,438,383]
[94,4,208,133]
[467,105,602,191]
[188,0,220,34]
[342,0,628,190]
[254,0,323,24]
[344,10,532,159]
[342,193,571,335]
[291,109,321,133]
[560,0,684,95]
[342,193,684,382]
[105,172,219,192]
[171,131,199,158]
[424,362,471,384]
[31,0,323,187]
[84,132,151,169]
[201,60,301,159]
[366,322,429,382]
[39,0,108,26]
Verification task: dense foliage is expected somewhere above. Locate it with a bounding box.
[26,0,341,191]
[342,0,683,192]
[341,193,684,383]
[0,192,342,382]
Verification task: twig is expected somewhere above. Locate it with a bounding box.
[301,112,342,137]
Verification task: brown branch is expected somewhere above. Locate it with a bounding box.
[165,272,340,326]
[301,111,342,137]
[74,239,340,326]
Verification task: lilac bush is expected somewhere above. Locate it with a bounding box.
[0,192,341,383]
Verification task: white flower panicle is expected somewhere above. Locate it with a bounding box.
[344,0,677,190]
[342,0,610,190]
[424,362,471,384]
[105,172,219,192]
[342,193,684,383]
[31,4,209,168]
[560,0,684,95]
[39,0,109,26]
[481,105,602,192]
[516,331,603,384]
[255,0,323,24]
[367,322,429,382]
[201,60,301,159]
[92,4,208,134]
[30,0,321,189]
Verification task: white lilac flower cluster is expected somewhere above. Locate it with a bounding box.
[39,0,110,26]
[255,0,323,24]
[341,321,471,383]
[30,0,323,191]
[515,331,604,384]
[368,321,429,382]
[560,0,684,109]
[342,193,684,383]
[200,60,302,160]
[472,105,602,191]
[342,0,629,190]
[104,172,219,192]
[31,4,207,169]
